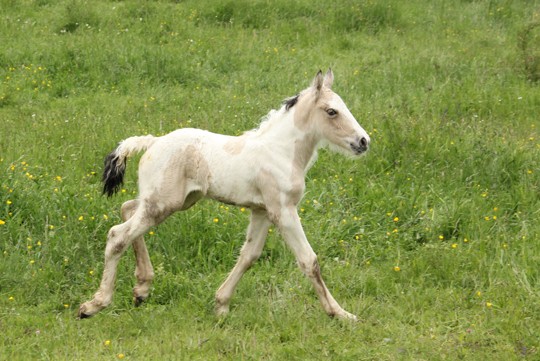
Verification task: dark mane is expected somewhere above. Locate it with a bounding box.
[283,94,299,111]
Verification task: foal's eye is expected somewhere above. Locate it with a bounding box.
[326,108,338,117]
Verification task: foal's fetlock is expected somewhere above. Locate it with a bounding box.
[215,298,230,316]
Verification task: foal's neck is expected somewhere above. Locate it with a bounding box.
[253,107,320,174]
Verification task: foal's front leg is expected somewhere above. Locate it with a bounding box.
[215,209,272,315]
[277,206,357,321]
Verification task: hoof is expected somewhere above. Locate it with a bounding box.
[78,300,106,319]
[335,311,359,322]
[134,295,146,307]
[78,311,92,319]
[77,304,94,319]
[215,303,230,317]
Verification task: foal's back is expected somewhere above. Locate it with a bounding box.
[137,128,268,210]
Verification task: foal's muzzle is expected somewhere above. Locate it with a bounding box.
[350,136,370,155]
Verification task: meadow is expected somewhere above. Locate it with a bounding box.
[1,0,539,359]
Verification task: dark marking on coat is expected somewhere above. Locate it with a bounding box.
[284,94,299,111]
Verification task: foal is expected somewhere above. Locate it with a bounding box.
[79,70,370,320]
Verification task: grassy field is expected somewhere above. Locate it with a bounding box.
[1,0,540,359]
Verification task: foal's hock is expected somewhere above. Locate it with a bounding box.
[79,69,370,320]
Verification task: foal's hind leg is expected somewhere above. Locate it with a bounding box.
[215,209,272,315]
[120,200,155,306]
[78,203,157,318]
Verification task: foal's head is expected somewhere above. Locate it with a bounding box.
[289,69,370,156]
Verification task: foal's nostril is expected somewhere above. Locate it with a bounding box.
[350,136,369,155]
[360,137,368,149]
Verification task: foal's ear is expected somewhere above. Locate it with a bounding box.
[311,70,324,91]
[311,69,334,93]
[323,68,334,89]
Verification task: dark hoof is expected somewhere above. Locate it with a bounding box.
[78,311,92,319]
[134,296,146,307]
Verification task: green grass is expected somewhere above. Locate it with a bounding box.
[1,0,540,359]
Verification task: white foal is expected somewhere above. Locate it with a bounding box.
[78,69,370,320]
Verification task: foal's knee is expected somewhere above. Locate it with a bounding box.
[298,254,320,278]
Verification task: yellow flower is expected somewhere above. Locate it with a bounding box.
[0,219,5,225]
[8,296,14,301]
[78,216,84,221]
[104,340,111,346]
[213,218,219,223]
[393,217,399,222]
[393,266,401,272]
[6,200,12,205]
[117,354,125,359]
[451,243,458,249]
[485,302,493,308]
[438,235,444,240]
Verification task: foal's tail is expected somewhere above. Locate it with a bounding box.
[102,135,156,197]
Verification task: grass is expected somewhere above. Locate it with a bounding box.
[1,0,540,359]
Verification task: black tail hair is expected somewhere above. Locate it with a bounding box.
[102,150,126,197]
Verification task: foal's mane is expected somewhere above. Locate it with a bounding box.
[247,94,300,137]
[284,94,299,111]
